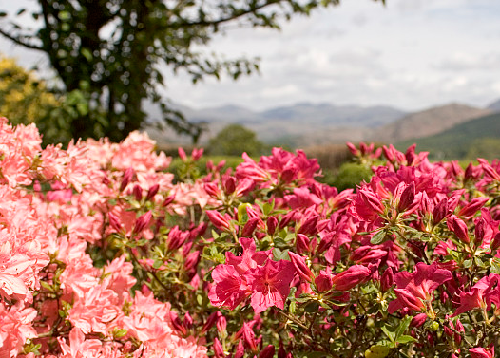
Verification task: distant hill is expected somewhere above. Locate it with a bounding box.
[144,102,406,146]
[396,112,500,160]
[489,99,500,112]
[370,104,491,143]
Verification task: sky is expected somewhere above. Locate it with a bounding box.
[2,0,500,112]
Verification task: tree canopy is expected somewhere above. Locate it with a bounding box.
[208,123,263,156]
[0,0,385,143]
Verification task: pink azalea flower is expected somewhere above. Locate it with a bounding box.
[470,346,494,358]
[209,264,250,310]
[244,259,295,313]
[452,274,499,317]
[388,262,452,314]
[331,265,371,291]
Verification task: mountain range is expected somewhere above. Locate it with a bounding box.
[145,98,500,148]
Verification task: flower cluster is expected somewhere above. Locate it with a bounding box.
[1,117,500,358]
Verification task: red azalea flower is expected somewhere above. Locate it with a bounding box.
[244,259,295,313]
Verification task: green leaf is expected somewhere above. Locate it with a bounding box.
[0,11,7,17]
[304,300,319,312]
[381,326,396,343]
[371,230,387,245]
[81,47,92,62]
[395,315,413,339]
[273,248,290,261]
[262,200,275,216]
[113,329,128,338]
[396,335,416,344]
[490,257,500,273]
[152,259,163,269]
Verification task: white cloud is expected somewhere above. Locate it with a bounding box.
[1,0,500,112]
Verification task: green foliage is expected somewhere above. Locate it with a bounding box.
[207,124,263,157]
[169,156,244,182]
[396,112,500,160]
[0,0,385,143]
[0,55,90,144]
[332,162,373,191]
[466,138,500,160]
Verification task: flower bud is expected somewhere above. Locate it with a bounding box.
[133,211,153,235]
[162,195,175,207]
[206,159,214,172]
[359,142,368,155]
[183,251,201,272]
[120,167,134,191]
[108,213,123,233]
[235,178,254,197]
[222,176,236,195]
[458,197,489,218]
[380,267,394,292]
[398,182,415,213]
[411,313,427,328]
[233,341,245,358]
[259,345,276,358]
[204,182,221,198]
[178,147,187,161]
[382,145,395,161]
[332,265,370,291]
[145,184,160,201]
[183,312,193,330]
[191,148,203,161]
[433,198,449,225]
[490,232,500,251]
[474,218,486,245]
[132,184,143,201]
[167,226,188,252]
[359,190,384,215]
[346,142,358,156]
[279,212,294,230]
[280,168,296,183]
[465,163,474,180]
[202,311,221,332]
[206,210,232,232]
[213,338,225,358]
[168,311,185,333]
[447,215,470,244]
[289,252,314,283]
[296,234,311,254]
[242,217,259,237]
[315,268,333,292]
[217,315,227,332]
[298,215,318,236]
[267,216,278,236]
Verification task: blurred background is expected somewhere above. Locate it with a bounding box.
[1,0,500,186]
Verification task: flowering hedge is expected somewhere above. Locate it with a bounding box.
[1,118,500,358]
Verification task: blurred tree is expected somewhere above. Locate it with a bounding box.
[0,0,384,143]
[0,55,92,144]
[0,55,59,125]
[208,124,262,156]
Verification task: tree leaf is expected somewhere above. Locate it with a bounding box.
[396,335,416,344]
[371,230,387,244]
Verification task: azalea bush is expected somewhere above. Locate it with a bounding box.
[1,118,500,358]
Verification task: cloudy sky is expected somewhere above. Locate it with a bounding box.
[2,0,500,112]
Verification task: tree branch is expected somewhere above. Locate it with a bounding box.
[0,28,43,50]
[169,0,282,29]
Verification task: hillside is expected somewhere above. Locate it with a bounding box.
[144,102,406,146]
[489,99,500,112]
[370,104,491,143]
[396,112,500,160]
